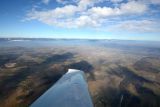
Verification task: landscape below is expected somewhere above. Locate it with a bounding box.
[0,39,160,107]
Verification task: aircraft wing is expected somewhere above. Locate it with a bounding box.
[30,69,93,107]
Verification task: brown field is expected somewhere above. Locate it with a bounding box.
[0,39,160,107]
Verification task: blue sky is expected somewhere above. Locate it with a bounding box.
[0,0,160,40]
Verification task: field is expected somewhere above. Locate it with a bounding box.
[0,39,160,107]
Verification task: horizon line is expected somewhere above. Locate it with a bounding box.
[0,37,160,42]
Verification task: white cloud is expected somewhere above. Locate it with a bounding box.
[42,0,50,4]
[27,5,77,19]
[150,0,160,4]
[54,5,77,17]
[25,0,160,33]
[108,20,160,32]
[110,0,123,3]
[75,15,100,27]
[56,0,66,4]
[129,0,160,5]
[56,0,78,4]
[120,1,147,14]
[88,1,147,18]
[26,0,104,28]
[144,0,160,5]
[88,7,120,17]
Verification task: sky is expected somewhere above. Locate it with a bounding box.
[0,0,160,40]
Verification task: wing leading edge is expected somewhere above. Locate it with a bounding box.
[30,69,93,107]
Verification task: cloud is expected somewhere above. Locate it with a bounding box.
[88,1,147,18]
[56,0,67,4]
[28,5,78,19]
[26,0,104,27]
[74,15,100,27]
[42,0,50,4]
[129,0,160,5]
[120,1,147,14]
[150,0,160,4]
[108,20,160,32]
[110,0,123,3]
[146,0,160,5]
[25,0,160,33]
[56,0,77,4]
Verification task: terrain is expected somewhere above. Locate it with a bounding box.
[0,39,160,107]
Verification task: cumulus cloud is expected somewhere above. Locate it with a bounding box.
[88,1,147,18]
[25,0,160,33]
[42,0,50,4]
[108,20,160,32]
[150,0,160,4]
[120,1,147,14]
[56,0,67,4]
[56,0,77,4]
[110,0,123,3]
[75,15,100,27]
